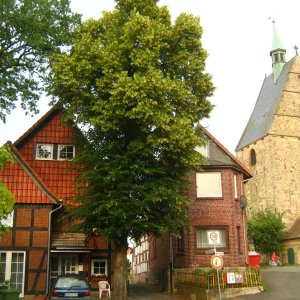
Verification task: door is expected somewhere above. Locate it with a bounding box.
[61,255,77,274]
[50,255,78,278]
[288,248,295,265]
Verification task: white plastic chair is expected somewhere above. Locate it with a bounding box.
[98,280,111,298]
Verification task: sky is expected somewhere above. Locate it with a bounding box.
[1,0,300,153]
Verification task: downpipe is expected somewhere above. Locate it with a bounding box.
[45,200,63,295]
[240,178,251,265]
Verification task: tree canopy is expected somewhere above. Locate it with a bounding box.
[49,0,214,297]
[247,208,287,256]
[0,0,81,122]
[0,0,80,237]
[49,0,214,242]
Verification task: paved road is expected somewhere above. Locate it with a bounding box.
[92,284,188,300]
[93,266,300,299]
[232,266,300,300]
[128,284,187,300]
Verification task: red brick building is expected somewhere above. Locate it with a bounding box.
[0,106,112,298]
[133,128,252,290]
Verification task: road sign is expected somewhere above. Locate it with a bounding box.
[216,252,224,256]
[209,231,218,241]
[208,231,220,245]
[211,255,224,269]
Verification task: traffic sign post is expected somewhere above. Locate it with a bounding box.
[211,255,224,269]
[211,255,224,300]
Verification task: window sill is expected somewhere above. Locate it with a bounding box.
[195,248,228,255]
[196,197,223,200]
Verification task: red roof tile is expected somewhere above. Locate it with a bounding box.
[0,106,79,204]
[0,143,57,204]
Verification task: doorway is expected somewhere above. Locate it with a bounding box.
[50,255,78,286]
[287,248,295,265]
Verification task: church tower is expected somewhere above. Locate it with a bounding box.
[270,21,286,82]
[236,24,300,263]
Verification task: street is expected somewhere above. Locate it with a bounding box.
[233,266,300,300]
[92,266,300,299]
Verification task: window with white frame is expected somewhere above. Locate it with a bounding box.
[233,174,238,198]
[36,143,53,160]
[0,252,25,296]
[35,143,75,161]
[58,145,75,160]
[195,228,227,249]
[1,211,14,227]
[196,172,222,198]
[91,259,107,276]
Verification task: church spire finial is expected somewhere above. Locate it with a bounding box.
[270,20,286,83]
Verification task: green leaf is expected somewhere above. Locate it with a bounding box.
[48,0,214,249]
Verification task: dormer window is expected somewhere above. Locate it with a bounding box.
[35,143,75,161]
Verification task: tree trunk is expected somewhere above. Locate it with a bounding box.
[112,243,128,300]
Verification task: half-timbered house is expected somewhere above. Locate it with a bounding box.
[0,106,112,298]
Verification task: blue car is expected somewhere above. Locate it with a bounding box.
[50,274,91,300]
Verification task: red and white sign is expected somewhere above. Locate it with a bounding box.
[211,255,224,269]
[207,231,220,245]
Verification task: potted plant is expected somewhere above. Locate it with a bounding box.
[91,274,108,281]
[0,280,9,290]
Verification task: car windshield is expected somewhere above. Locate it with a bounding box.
[56,277,88,289]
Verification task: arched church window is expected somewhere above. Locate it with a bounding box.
[250,149,256,166]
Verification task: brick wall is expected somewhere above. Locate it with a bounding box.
[149,167,248,285]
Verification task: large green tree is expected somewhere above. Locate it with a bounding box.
[49,0,214,298]
[247,208,287,257]
[0,0,81,122]
[0,0,80,237]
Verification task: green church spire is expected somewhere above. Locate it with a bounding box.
[270,21,286,83]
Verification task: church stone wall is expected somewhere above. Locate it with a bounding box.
[237,56,300,231]
[237,134,300,230]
